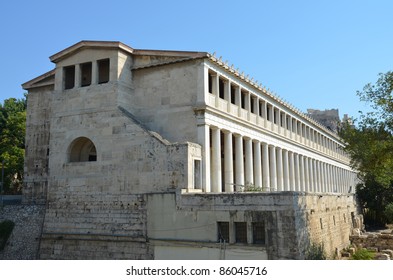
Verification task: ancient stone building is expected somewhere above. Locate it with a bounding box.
[22,41,360,259]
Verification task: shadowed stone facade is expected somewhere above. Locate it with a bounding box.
[21,41,360,259]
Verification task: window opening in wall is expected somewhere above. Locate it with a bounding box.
[218,78,225,99]
[81,62,92,87]
[69,137,97,162]
[64,65,75,89]
[250,98,255,114]
[241,91,246,109]
[235,222,247,243]
[320,218,323,229]
[193,159,201,189]
[98,59,110,84]
[333,215,336,226]
[252,222,265,244]
[208,72,213,93]
[286,116,290,129]
[217,222,229,243]
[259,101,263,117]
[266,105,271,121]
[273,109,278,124]
[230,85,236,104]
[343,213,346,223]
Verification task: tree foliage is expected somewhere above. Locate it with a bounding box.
[339,71,393,227]
[0,96,26,194]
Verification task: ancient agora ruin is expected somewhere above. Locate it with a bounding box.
[17,41,363,259]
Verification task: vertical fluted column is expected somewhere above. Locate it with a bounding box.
[276,147,283,191]
[333,166,338,193]
[253,141,262,188]
[294,153,300,191]
[224,131,234,193]
[211,128,222,192]
[304,157,309,192]
[198,124,210,192]
[270,145,277,191]
[235,135,244,191]
[245,138,254,186]
[262,143,270,191]
[283,149,290,191]
[299,155,305,191]
[313,159,318,192]
[289,151,295,191]
[309,158,314,193]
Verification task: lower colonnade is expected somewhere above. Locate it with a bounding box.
[202,125,356,194]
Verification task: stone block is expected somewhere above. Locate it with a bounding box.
[381,249,393,258]
[374,253,390,260]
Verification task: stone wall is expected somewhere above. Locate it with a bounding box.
[350,232,393,251]
[148,192,359,259]
[0,204,45,259]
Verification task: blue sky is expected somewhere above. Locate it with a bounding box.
[1,0,392,121]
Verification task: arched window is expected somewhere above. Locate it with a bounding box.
[68,137,97,162]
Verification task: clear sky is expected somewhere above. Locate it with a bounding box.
[1,0,392,121]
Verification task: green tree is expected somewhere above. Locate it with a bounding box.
[339,71,393,227]
[0,96,27,194]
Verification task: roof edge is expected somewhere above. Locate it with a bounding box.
[22,69,55,90]
[49,40,134,63]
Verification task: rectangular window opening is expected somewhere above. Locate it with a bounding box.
[81,62,92,87]
[235,222,247,243]
[208,72,213,93]
[252,222,265,244]
[217,222,229,243]
[230,85,236,104]
[218,78,225,99]
[241,91,246,109]
[266,105,271,121]
[98,59,110,84]
[64,65,75,90]
[250,98,255,114]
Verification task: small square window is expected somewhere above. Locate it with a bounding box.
[64,65,75,89]
[98,59,110,84]
[235,222,247,243]
[252,222,265,244]
[217,222,229,243]
[81,62,92,87]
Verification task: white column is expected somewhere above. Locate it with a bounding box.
[262,143,270,191]
[304,157,309,192]
[253,141,262,188]
[313,159,318,192]
[323,163,328,193]
[299,155,305,191]
[270,145,277,191]
[224,131,234,193]
[235,135,244,191]
[276,147,284,191]
[294,153,300,191]
[283,149,290,191]
[289,151,295,191]
[333,166,338,193]
[211,128,221,192]
[245,138,254,186]
[198,124,210,192]
[309,158,314,193]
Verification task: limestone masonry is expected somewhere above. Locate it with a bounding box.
[21,41,361,259]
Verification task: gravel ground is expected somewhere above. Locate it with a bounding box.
[0,204,45,260]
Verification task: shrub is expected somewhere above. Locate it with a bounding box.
[305,242,327,260]
[0,220,15,251]
[351,248,375,260]
[384,202,393,224]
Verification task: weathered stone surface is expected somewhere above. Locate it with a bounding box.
[0,205,45,259]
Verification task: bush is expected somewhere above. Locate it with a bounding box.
[351,248,375,260]
[305,242,327,260]
[384,202,393,224]
[0,220,15,251]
